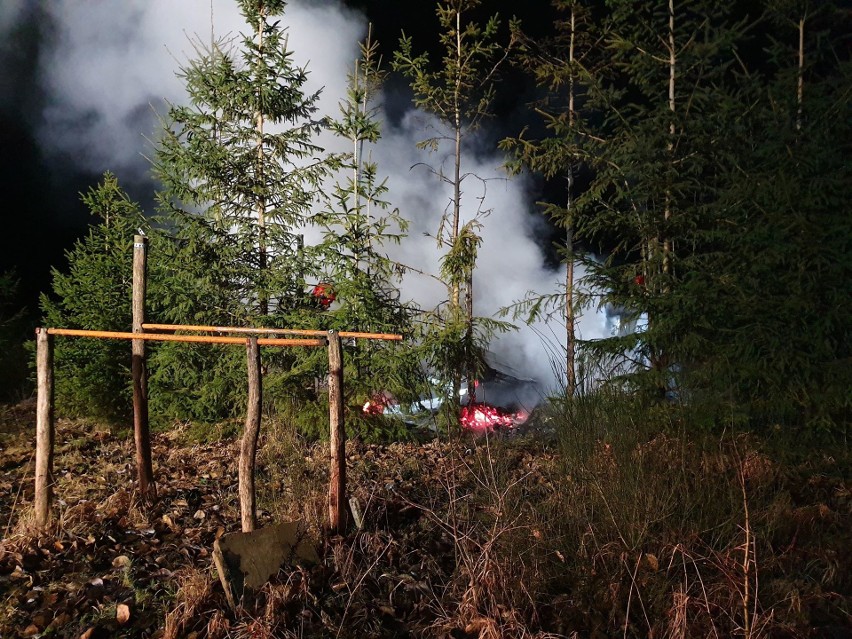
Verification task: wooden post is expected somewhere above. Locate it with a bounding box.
[240,337,262,532]
[327,330,346,533]
[132,234,155,499]
[34,328,55,527]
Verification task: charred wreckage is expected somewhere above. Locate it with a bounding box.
[364,354,541,433]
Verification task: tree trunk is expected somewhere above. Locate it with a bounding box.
[662,0,676,278]
[239,336,262,532]
[450,8,464,418]
[565,4,578,398]
[465,270,475,404]
[327,331,347,533]
[132,234,155,500]
[653,0,677,394]
[34,328,55,528]
[565,226,577,396]
[255,8,268,316]
[796,14,805,132]
[662,0,677,278]
[452,9,463,312]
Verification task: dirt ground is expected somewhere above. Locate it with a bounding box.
[2,400,850,639]
[0,401,563,638]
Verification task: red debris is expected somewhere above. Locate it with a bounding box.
[311,283,336,309]
[363,393,390,416]
[459,403,527,433]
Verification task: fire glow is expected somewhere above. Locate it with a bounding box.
[459,403,528,433]
[361,392,531,433]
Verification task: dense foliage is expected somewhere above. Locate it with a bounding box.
[39,174,147,420]
[0,271,29,402]
[692,2,852,433]
[502,0,850,438]
[39,2,418,437]
[28,0,849,441]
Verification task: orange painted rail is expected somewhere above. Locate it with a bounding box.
[142,323,403,341]
[45,328,323,347]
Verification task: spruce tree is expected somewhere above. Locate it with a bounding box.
[568,0,749,398]
[154,0,328,324]
[313,29,422,437]
[500,0,599,396]
[40,174,148,420]
[694,1,851,434]
[392,0,511,417]
[148,0,333,424]
[319,29,409,336]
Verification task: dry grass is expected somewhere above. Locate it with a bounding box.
[256,418,328,534]
[0,397,849,638]
[163,567,219,639]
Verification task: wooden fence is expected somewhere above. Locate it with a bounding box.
[33,234,402,535]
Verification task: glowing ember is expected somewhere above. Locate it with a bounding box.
[459,402,526,432]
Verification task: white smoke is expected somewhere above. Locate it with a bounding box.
[374,110,610,390]
[31,0,607,391]
[36,0,361,176]
[0,0,26,38]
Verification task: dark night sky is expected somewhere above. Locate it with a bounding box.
[0,0,557,315]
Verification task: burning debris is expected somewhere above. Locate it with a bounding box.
[459,402,529,432]
[365,353,540,433]
[456,356,539,432]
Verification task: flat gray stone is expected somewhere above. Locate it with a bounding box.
[212,521,318,609]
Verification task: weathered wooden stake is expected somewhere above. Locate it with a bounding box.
[132,234,155,499]
[240,337,262,532]
[34,328,55,527]
[327,330,346,533]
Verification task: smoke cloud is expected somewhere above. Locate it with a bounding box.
[376,110,609,389]
[28,0,608,390]
[35,1,361,177]
[0,0,27,40]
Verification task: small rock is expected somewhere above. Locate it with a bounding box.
[116,602,131,625]
[213,521,318,610]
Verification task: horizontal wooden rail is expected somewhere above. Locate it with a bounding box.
[46,328,323,347]
[142,323,403,341]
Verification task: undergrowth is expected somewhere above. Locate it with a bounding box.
[1,395,849,638]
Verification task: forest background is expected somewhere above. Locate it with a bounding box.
[0,0,846,439]
[0,1,849,637]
